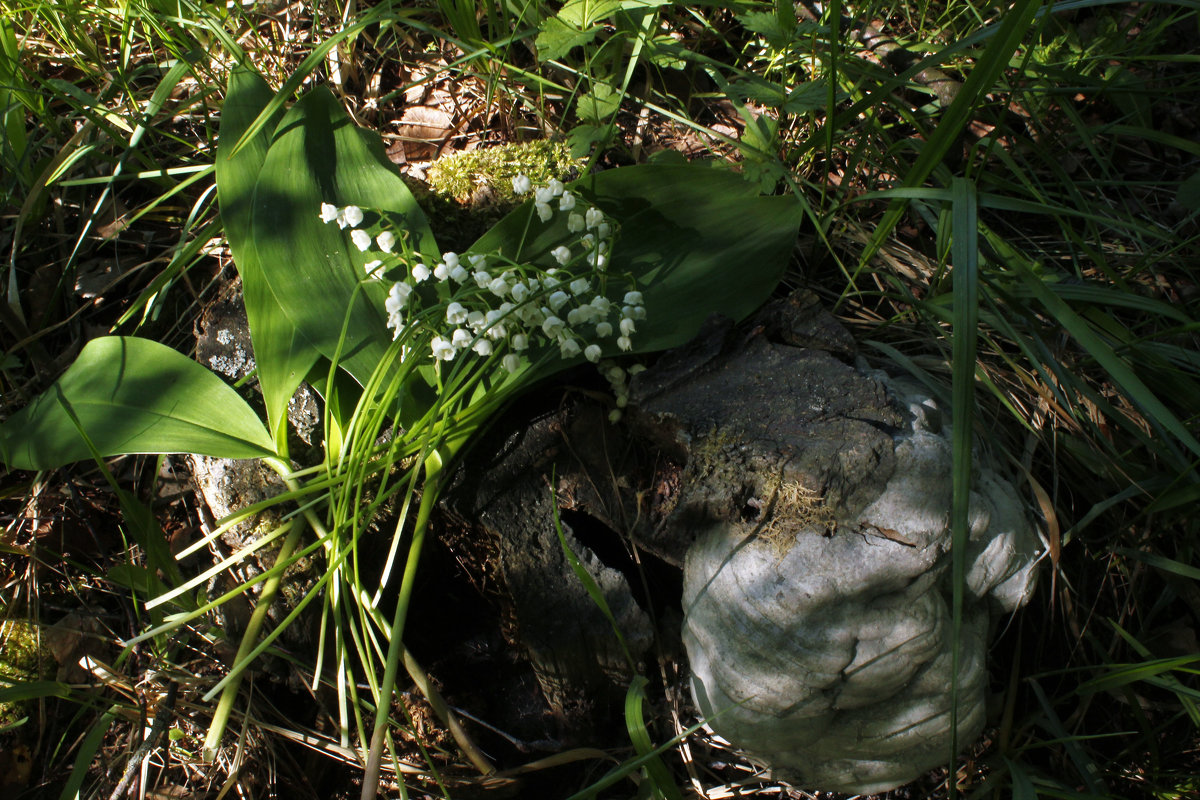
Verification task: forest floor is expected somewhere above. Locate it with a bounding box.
[2,2,1200,799]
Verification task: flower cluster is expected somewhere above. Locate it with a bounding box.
[320,175,647,376]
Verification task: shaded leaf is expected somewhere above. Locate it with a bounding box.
[785,82,829,114]
[218,67,319,443]
[536,16,601,61]
[567,123,612,157]
[575,81,621,123]
[559,0,625,28]
[1177,169,1200,212]
[250,86,438,386]
[472,164,802,357]
[737,10,796,49]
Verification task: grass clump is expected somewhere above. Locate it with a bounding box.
[0,0,1198,798]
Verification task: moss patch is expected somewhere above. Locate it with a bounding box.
[0,618,56,728]
[758,480,836,553]
[427,140,578,204]
[413,141,581,253]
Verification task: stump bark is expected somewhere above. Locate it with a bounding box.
[445,291,1041,790]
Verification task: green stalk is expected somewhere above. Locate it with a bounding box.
[202,456,319,761]
[948,176,979,798]
[360,455,443,800]
[201,513,306,761]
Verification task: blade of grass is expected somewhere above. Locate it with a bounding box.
[854,0,1044,274]
[623,675,683,800]
[57,706,121,800]
[227,3,418,159]
[551,483,636,669]
[986,232,1200,471]
[948,175,979,798]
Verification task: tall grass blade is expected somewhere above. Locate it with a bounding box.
[987,233,1200,471]
[857,0,1044,270]
[57,706,120,800]
[948,176,979,794]
[551,486,636,669]
[623,675,682,800]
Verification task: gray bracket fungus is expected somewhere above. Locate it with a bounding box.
[681,371,1041,794]
[438,294,1042,789]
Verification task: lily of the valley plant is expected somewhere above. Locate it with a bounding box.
[0,66,801,798]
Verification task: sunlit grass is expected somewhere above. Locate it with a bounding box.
[1,0,1198,797]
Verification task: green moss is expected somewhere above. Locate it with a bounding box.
[414,141,582,254]
[427,140,578,204]
[0,619,56,728]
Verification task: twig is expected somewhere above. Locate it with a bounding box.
[108,681,178,800]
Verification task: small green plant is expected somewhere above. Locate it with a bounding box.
[0,64,801,797]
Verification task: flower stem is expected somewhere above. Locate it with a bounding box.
[201,516,305,761]
[360,456,443,800]
[201,456,320,762]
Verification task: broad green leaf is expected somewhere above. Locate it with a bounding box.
[1178,169,1200,212]
[250,87,438,386]
[536,0,667,61]
[736,9,805,49]
[575,81,621,123]
[0,337,276,470]
[536,15,601,61]
[558,0,625,28]
[567,123,613,158]
[218,67,318,444]
[729,76,830,116]
[645,33,688,70]
[785,82,831,114]
[472,164,802,356]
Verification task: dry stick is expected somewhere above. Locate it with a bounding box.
[108,682,178,800]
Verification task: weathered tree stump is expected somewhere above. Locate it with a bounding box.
[446,291,1041,791]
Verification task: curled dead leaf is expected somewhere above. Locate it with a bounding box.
[392,105,453,161]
